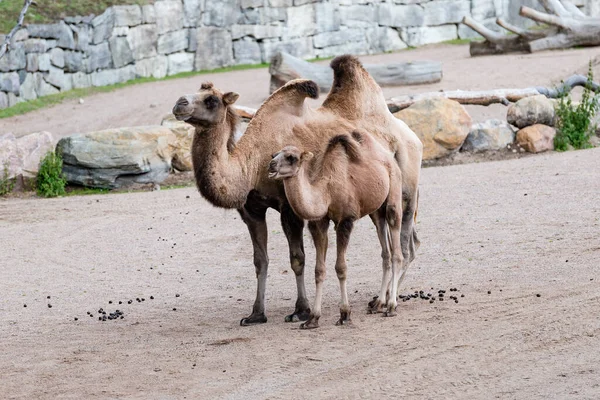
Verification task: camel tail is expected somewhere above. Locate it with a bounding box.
[326,133,361,163]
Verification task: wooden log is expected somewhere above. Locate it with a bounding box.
[463,0,600,56]
[268,52,443,94]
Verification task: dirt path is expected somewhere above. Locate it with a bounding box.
[1,147,598,399]
[2,44,599,140]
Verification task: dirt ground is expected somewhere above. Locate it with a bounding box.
[0,146,599,399]
[2,44,599,139]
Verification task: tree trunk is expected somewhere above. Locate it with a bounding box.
[462,0,600,56]
[269,52,443,94]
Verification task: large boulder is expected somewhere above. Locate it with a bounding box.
[0,132,55,179]
[516,124,556,153]
[507,95,555,129]
[461,119,515,152]
[57,126,176,188]
[394,98,472,160]
[160,114,194,171]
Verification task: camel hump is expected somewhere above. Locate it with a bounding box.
[276,79,319,100]
[327,133,362,163]
[330,55,363,80]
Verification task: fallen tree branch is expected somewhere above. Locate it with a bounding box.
[0,0,34,60]
[462,0,600,56]
[269,52,442,93]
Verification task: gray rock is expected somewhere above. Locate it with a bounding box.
[113,5,143,27]
[0,72,20,94]
[242,0,263,7]
[0,92,8,109]
[38,53,51,71]
[64,51,84,72]
[260,37,314,61]
[507,95,555,128]
[423,1,471,26]
[313,28,364,49]
[12,29,29,42]
[366,27,408,53]
[142,4,156,24]
[268,0,293,6]
[240,8,261,24]
[91,8,115,44]
[315,2,340,33]
[259,7,287,23]
[183,0,204,27]
[233,39,262,64]
[50,47,65,68]
[155,0,184,34]
[194,28,234,70]
[401,25,458,47]
[377,4,424,28]
[16,131,56,177]
[118,64,137,83]
[71,24,92,52]
[315,40,370,58]
[339,5,377,27]
[91,69,120,87]
[0,45,26,71]
[56,126,177,188]
[111,26,130,37]
[157,30,189,55]
[65,16,84,24]
[86,42,113,72]
[286,4,316,37]
[461,119,515,152]
[167,52,195,75]
[109,36,134,68]
[19,73,37,100]
[135,56,168,78]
[34,73,60,96]
[7,93,22,110]
[188,29,198,52]
[71,72,91,89]
[21,39,56,53]
[203,0,241,27]
[230,25,285,40]
[472,0,497,20]
[27,22,75,49]
[26,54,40,72]
[45,66,69,90]
[127,25,158,60]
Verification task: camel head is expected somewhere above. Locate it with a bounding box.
[268,146,314,180]
[172,82,239,126]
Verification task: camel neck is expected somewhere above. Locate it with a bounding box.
[191,113,253,209]
[283,165,329,221]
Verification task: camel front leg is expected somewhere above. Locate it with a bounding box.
[335,218,354,326]
[368,208,392,314]
[280,204,311,322]
[301,218,329,329]
[238,207,269,326]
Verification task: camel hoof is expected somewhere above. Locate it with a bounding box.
[239,313,268,326]
[284,309,311,323]
[367,300,386,314]
[383,309,397,318]
[300,316,319,329]
[335,318,352,326]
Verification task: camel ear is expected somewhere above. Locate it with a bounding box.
[223,92,239,106]
[301,152,314,161]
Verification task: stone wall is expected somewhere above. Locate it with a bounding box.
[0,0,591,109]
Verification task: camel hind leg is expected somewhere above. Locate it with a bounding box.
[384,167,404,317]
[367,207,392,314]
[395,187,419,295]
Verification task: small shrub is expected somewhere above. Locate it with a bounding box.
[0,161,14,195]
[554,63,599,151]
[37,151,66,198]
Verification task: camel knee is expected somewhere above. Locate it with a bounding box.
[386,204,401,229]
[289,250,305,276]
[315,267,326,284]
[334,262,347,281]
[253,254,268,276]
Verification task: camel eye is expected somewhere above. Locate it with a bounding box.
[286,155,297,163]
[204,95,219,110]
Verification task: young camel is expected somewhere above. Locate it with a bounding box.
[269,131,404,328]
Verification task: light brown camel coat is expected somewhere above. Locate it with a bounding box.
[172,55,422,326]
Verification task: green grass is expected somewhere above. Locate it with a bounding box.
[443,38,476,45]
[64,187,110,196]
[0,62,269,119]
[0,0,151,34]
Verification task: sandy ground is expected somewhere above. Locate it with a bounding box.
[2,44,599,139]
[1,147,599,399]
